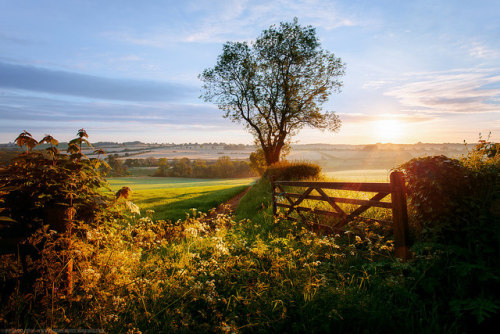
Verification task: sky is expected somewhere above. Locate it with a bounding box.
[0,0,499,144]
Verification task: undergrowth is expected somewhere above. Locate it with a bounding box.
[1,134,498,333]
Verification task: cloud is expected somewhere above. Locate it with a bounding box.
[0,92,224,126]
[0,62,196,102]
[385,69,500,114]
[362,80,394,90]
[469,42,499,60]
[104,0,357,46]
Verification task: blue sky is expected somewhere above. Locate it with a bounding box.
[1,0,499,144]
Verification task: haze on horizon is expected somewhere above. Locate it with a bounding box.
[1,0,499,145]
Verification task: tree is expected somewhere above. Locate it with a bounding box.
[249,149,267,175]
[104,154,128,176]
[200,18,345,165]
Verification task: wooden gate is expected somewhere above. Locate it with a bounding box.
[271,171,410,259]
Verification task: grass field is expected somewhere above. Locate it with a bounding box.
[107,177,256,221]
[107,169,389,222]
[324,169,391,182]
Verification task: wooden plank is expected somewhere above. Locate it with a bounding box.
[335,192,390,229]
[390,171,410,260]
[276,184,308,221]
[276,203,345,217]
[314,187,347,217]
[275,181,391,193]
[276,184,296,207]
[278,192,392,209]
[285,187,314,220]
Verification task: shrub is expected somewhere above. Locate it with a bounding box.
[398,150,499,244]
[263,161,321,181]
[249,149,267,176]
[0,130,112,236]
[397,156,469,235]
[396,140,500,329]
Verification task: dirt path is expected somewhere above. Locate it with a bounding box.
[205,186,252,219]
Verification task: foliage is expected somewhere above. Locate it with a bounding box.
[200,18,344,165]
[263,161,321,181]
[397,155,468,234]
[2,131,499,332]
[107,177,255,221]
[396,139,500,329]
[0,130,113,236]
[1,202,401,332]
[0,130,142,305]
[249,148,267,176]
[153,156,256,178]
[102,154,129,177]
[124,157,159,168]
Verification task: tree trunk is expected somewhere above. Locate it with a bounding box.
[264,144,283,165]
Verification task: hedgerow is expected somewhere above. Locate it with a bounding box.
[263,161,321,181]
[1,132,499,333]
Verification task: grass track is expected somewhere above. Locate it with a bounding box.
[107,177,255,221]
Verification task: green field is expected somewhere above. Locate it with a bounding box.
[106,169,389,222]
[107,177,255,221]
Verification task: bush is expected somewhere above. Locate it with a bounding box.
[397,152,498,244]
[397,156,469,236]
[0,130,113,236]
[396,140,500,329]
[249,149,267,176]
[263,161,321,181]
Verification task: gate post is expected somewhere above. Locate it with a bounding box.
[390,171,410,260]
[270,176,277,216]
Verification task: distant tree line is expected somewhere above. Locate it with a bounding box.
[101,155,129,177]
[100,155,257,179]
[154,156,256,178]
[123,157,159,167]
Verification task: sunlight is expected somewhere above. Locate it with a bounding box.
[373,119,405,142]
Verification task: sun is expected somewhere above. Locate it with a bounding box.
[373,119,404,142]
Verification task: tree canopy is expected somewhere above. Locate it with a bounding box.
[200,18,345,165]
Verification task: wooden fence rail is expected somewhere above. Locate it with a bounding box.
[271,171,410,259]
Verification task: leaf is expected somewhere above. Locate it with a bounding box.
[67,142,80,154]
[93,148,106,155]
[451,298,500,324]
[116,186,132,200]
[40,134,59,146]
[0,216,17,223]
[45,146,60,156]
[125,201,140,215]
[77,128,88,138]
[14,130,39,150]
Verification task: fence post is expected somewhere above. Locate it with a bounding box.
[390,171,410,260]
[270,176,277,216]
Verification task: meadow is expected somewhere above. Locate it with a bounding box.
[106,168,387,223]
[1,134,498,333]
[107,176,255,221]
